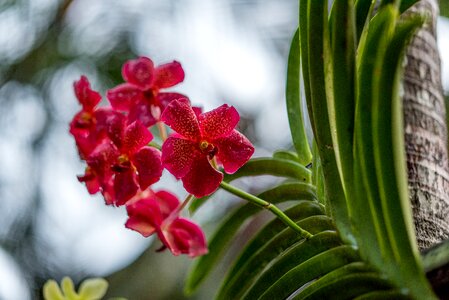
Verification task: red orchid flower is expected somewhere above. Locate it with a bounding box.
[81,118,163,206]
[161,98,255,197]
[125,190,208,257]
[106,56,187,127]
[70,76,118,159]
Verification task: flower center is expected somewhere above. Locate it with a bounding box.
[112,154,132,172]
[199,140,217,158]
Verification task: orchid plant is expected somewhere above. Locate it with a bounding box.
[59,0,449,299]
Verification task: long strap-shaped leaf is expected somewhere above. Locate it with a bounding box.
[354,290,413,300]
[326,0,356,199]
[219,201,324,290]
[354,4,397,269]
[372,12,436,299]
[217,229,341,300]
[217,216,334,300]
[286,28,313,165]
[292,264,392,300]
[254,244,360,300]
[184,182,317,295]
[303,0,354,245]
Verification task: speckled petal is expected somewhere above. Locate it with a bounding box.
[182,156,223,197]
[74,76,101,111]
[128,97,159,127]
[157,92,188,113]
[161,98,201,140]
[123,121,153,155]
[122,56,154,89]
[153,61,185,89]
[198,104,239,140]
[161,136,198,179]
[114,169,139,206]
[132,146,162,189]
[106,83,143,111]
[215,130,254,174]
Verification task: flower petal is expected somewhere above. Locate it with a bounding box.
[122,56,154,89]
[114,169,139,206]
[154,190,180,219]
[161,137,198,179]
[132,146,162,189]
[78,278,109,299]
[182,155,223,197]
[86,141,119,178]
[161,98,200,140]
[107,83,143,111]
[162,217,208,257]
[125,198,162,236]
[215,130,254,174]
[123,121,153,155]
[74,76,101,111]
[77,167,101,194]
[153,61,185,89]
[157,92,187,112]
[198,104,239,140]
[128,97,159,127]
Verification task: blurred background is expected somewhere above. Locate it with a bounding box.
[0,0,447,299]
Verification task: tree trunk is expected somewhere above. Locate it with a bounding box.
[403,0,449,251]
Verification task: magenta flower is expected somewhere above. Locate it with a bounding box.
[106,56,187,127]
[125,190,208,257]
[82,118,163,206]
[70,76,118,159]
[161,98,254,197]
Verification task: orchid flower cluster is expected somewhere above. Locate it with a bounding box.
[69,57,255,257]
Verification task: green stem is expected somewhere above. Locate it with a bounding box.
[178,194,195,213]
[219,181,313,239]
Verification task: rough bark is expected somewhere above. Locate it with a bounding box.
[403,0,449,250]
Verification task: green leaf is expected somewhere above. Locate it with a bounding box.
[292,264,391,300]
[326,0,356,199]
[423,239,449,272]
[220,201,325,289]
[255,244,359,300]
[372,13,436,299]
[353,5,397,268]
[217,219,337,300]
[272,150,301,163]
[184,182,317,295]
[307,0,353,245]
[286,28,313,165]
[189,157,312,214]
[354,290,412,300]
[299,0,314,133]
[354,0,375,42]
[224,157,311,182]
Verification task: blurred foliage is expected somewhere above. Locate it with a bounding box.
[441,0,449,18]
[0,0,140,298]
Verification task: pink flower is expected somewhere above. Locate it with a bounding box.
[106,57,187,127]
[70,76,118,159]
[161,98,254,197]
[82,118,163,206]
[125,190,208,257]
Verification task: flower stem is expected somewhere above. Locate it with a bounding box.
[178,194,195,213]
[219,181,313,239]
[157,121,168,142]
